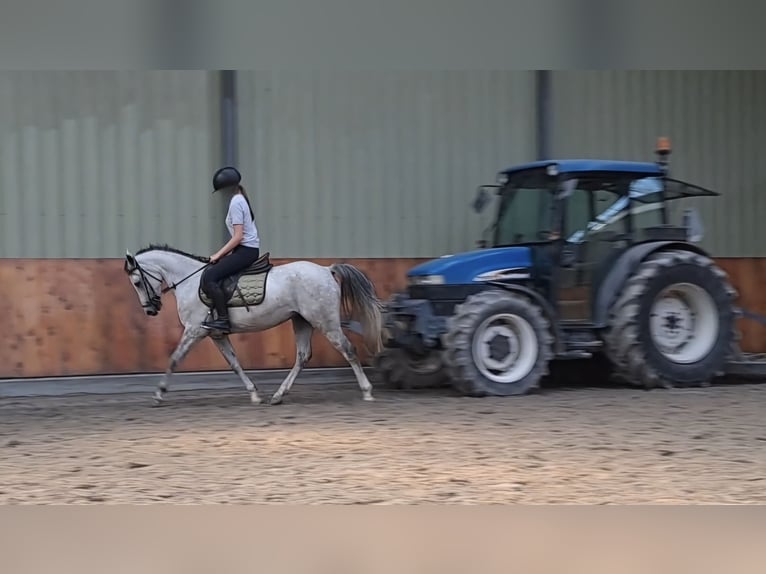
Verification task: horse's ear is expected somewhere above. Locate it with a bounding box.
[125,250,136,270]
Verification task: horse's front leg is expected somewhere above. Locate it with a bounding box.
[154,326,207,405]
[211,335,262,405]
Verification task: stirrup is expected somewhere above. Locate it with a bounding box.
[202,318,230,332]
[202,310,230,328]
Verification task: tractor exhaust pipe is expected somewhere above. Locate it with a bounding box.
[654,136,672,225]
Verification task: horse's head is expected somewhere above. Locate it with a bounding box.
[124,250,163,316]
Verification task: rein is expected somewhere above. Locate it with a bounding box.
[162,262,212,293]
[134,260,211,309]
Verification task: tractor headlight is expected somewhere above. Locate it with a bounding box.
[473,268,531,282]
[409,275,445,286]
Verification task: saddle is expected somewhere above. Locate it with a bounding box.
[198,252,274,311]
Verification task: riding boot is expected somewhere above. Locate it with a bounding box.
[202,283,231,333]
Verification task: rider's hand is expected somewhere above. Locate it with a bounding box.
[209,253,221,264]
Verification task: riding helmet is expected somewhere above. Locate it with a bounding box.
[212,166,242,193]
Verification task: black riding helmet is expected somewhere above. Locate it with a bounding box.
[212,166,242,193]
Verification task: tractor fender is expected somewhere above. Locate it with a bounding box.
[485,281,565,353]
[591,241,712,327]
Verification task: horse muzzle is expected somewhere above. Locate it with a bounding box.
[143,303,160,316]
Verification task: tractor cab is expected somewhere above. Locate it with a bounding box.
[467,139,718,321]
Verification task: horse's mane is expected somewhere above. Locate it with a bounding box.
[136,243,210,263]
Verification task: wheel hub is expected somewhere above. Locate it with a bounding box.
[471,313,538,384]
[663,312,682,332]
[649,283,720,364]
[651,296,694,353]
[480,325,519,371]
[487,331,511,361]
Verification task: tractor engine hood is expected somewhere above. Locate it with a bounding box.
[407,246,533,285]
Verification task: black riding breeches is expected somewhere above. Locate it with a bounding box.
[201,245,261,316]
[202,245,261,287]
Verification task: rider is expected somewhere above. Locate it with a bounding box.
[201,166,261,333]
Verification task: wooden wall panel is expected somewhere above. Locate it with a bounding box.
[0,258,427,378]
[716,259,766,353]
[1,257,766,379]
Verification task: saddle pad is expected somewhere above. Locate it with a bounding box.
[198,272,269,308]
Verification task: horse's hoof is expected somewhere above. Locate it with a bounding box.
[251,393,263,405]
[363,394,375,402]
[269,395,283,406]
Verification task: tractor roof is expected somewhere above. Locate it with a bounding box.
[501,159,664,177]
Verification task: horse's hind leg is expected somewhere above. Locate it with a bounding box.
[155,326,207,404]
[270,316,313,406]
[212,335,262,405]
[320,324,374,402]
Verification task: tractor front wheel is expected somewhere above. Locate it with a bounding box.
[443,290,554,397]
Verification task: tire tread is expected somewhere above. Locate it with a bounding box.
[603,249,737,389]
[443,289,554,397]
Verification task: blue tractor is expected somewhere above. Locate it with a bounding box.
[373,139,740,396]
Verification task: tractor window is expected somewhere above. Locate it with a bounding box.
[565,184,628,244]
[493,186,554,246]
[564,188,593,239]
[629,176,665,229]
[561,175,677,244]
[590,189,629,239]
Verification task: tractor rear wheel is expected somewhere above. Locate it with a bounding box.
[604,249,737,389]
[372,348,449,390]
[443,290,554,397]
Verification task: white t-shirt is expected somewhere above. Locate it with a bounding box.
[225,194,260,248]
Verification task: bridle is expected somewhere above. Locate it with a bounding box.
[128,258,211,313]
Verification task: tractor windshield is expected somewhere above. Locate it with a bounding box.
[492,171,555,247]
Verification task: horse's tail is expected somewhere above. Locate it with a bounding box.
[330,263,384,355]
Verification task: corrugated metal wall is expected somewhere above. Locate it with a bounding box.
[4,70,762,260]
[236,71,537,259]
[550,71,766,257]
[0,71,221,258]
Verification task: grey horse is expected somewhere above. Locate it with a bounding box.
[124,245,384,405]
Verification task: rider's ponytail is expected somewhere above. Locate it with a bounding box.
[238,185,255,222]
